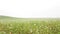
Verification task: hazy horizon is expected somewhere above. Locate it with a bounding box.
[0,0,60,18]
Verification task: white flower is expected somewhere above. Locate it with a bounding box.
[34,24,36,26]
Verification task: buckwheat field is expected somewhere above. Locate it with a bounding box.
[0,16,60,34]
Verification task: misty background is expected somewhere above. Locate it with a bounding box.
[0,0,60,18]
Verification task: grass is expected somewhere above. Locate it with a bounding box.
[0,16,60,34]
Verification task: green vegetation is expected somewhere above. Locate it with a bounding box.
[0,16,60,34]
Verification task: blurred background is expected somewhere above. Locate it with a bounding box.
[0,0,60,18]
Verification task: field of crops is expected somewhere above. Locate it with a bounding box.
[0,16,60,34]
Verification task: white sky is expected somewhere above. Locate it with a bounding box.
[0,0,60,18]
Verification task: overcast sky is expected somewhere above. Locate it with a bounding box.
[0,0,60,18]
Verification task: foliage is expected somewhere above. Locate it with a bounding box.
[0,18,60,34]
